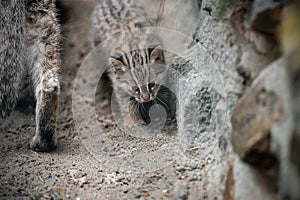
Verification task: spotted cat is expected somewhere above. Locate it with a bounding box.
[91,0,175,126]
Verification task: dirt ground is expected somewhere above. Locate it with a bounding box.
[0,0,208,199]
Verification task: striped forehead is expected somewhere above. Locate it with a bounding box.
[117,50,148,85]
[131,49,150,67]
[130,64,149,84]
[115,48,150,69]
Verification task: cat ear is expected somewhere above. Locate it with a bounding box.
[149,46,164,63]
[109,57,127,77]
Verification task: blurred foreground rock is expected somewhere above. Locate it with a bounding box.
[174,0,300,199]
[231,60,285,170]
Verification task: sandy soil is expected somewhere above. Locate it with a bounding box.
[0,0,207,199]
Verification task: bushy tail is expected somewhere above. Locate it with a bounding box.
[0,0,26,118]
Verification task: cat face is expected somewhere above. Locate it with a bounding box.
[109,46,166,103]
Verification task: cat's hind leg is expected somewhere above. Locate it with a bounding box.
[28,1,61,152]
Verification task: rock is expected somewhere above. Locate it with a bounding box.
[288,64,300,198]
[173,6,243,198]
[246,0,286,34]
[236,44,276,84]
[233,155,279,200]
[277,3,300,197]
[174,15,241,153]
[245,30,278,55]
[282,0,300,171]
[289,64,300,170]
[280,1,300,58]
[223,165,234,200]
[232,56,300,199]
[231,59,285,169]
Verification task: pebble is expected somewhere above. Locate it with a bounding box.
[174,181,189,200]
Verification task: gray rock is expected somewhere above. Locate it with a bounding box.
[231,59,284,170]
[232,56,300,199]
[246,0,286,34]
[172,9,243,198]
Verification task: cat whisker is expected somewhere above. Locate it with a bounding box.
[156,96,168,109]
[92,0,174,125]
[141,102,146,111]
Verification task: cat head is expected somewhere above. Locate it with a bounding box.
[109,45,166,103]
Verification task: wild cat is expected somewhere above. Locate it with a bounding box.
[0,0,61,152]
[91,0,175,126]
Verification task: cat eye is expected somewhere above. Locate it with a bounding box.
[148,82,155,90]
[154,56,160,62]
[131,85,140,93]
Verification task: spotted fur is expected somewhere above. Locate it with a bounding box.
[0,0,61,152]
[92,0,174,125]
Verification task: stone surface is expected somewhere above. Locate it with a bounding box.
[232,53,300,199]
[267,57,300,200]
[231,60,285,170]
[236,44,276,84]
[172,6,242,198]
[180,0,300,199]
[289,63,300,180]
[246,0,285,34]
[278,3,300,198]
[233,155,279,200]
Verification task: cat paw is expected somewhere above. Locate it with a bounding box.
[30,135,57,152]
[134,120,147,126]
[124,121,147,129]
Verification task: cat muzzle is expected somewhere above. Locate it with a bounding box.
[141,93,151,102]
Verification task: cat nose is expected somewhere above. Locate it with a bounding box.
[141,93,150,102]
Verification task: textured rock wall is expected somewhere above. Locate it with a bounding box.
[175,0,300,199]
[139,0,199,53]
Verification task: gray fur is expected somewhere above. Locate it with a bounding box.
[0,0,61,152]
[92,0,174,125]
